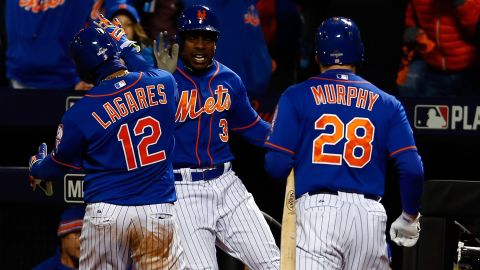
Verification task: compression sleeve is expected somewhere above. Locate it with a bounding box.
[30,155,72,181]
[393,150,424,215]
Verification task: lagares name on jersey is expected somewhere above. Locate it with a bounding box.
[92,84,168,129]
[176,85,231,122]
[311,84,379,111]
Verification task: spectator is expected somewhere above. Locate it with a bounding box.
[106,2,155,66]
[32,205,86,270]
[396,0,480,97]
[257,0,302,95]
[5,0,111,90]
[143,0,182,40]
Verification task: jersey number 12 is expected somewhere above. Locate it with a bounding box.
[117,116,166,170]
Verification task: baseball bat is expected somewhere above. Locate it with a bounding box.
[280,169,296,270]
[40,180,54,197]
[31,176,54,197]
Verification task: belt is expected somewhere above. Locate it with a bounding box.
[173,162,231,182]
[308,189,381,202]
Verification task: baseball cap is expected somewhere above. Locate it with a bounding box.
[106,3,141,23]
[57,205,86,237]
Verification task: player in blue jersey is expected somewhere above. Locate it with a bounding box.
[28,19,185,269]
[264,17,424,269]
[155,5,280,270]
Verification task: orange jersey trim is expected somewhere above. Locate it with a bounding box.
[177,68,202,166]
[84,73,143,98]
[265,141,295,155]
[51,155,82,170]
[232,116,261,131]
[389,146,417,157]
[206,63,221,166]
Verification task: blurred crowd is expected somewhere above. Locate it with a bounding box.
[0,0,478,98]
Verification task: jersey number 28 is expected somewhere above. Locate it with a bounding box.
[117,116,166,170]
[312,114,374,168]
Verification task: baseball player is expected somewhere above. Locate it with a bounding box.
[155,5,280,270]
[264,17,424,269]
[28,19,184,269]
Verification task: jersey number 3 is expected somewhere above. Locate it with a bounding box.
[117,116,166,170]
[312,114,374,168]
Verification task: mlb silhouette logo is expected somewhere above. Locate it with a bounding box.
[414,105,449,129]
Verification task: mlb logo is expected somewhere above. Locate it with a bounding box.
[414,105,449,129]
[114,80,126,89]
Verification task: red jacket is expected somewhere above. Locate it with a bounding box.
[404,0,480,71]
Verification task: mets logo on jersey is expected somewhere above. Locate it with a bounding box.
[414,105,449,129]
[176,85,231,122]
[19,0,65,13]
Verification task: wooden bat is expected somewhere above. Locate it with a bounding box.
[280,169,296,270]
[30,176,54,197]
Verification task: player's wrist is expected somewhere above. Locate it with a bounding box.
[402,211,421,222]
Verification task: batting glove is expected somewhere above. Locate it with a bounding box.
[93,14,139,51]
[29,142,47,189]
[389,211,421,247]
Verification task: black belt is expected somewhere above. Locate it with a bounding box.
[174,163,226,181]
[308,189,381,201]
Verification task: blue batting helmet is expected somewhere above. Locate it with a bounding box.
[177,5,220,35]
[69,27,123,84]
[315,17,364,65]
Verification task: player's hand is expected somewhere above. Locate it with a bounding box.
[154,31,179,73]
[93,14,139,51]
[28,143,54,196]
[389,211,421,247]
[29,143,47,173]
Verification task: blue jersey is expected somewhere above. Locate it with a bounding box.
[172,58,271,168]
[32,248,75,270]
[30,51,178,205]
[266,69,419,198]
[5,0,102,89]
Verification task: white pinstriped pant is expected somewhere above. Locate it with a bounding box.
[173,167,280,270]
[80,202,185,270]
[296,192,390,270]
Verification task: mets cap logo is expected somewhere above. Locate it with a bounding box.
[414,105,449,129]
[197,9,207,21]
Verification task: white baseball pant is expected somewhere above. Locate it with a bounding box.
[80,202,185,270]
[296,191,389,270]
[173,164,280,269]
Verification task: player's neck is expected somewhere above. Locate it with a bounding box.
[320,65,356,73]
[103,70,129,81]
